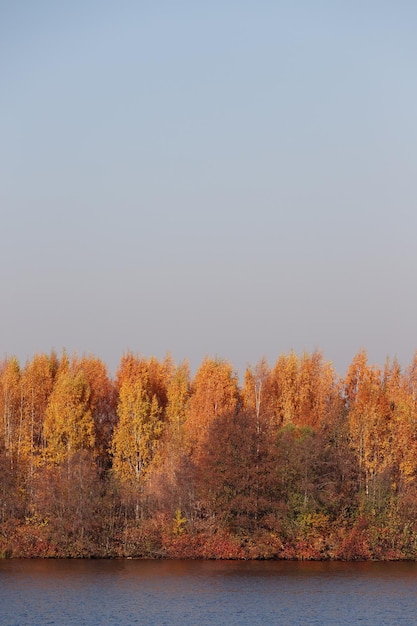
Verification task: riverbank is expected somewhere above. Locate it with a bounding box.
[2,516,417,561]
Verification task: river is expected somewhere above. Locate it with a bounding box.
[1,559,417,625]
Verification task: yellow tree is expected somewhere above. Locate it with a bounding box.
[72,355,116,467]
[19,352,57,466]
[242,357,271,430]
[112,351,171,533]
[268,351,300,427]
[112,354,168,493]
[297,351,338,429]
[0,357,21,467]
[184,357,240,462]
[43,363,95,465]
[265,351,337,430]
[176,357,239,527]
[394,354,417,485]
[111,379,162,484]
[165,361,191,440]
[147,361,192,518]
[240,358,276,526]
[115,353,172,412]
[344,350,392,500]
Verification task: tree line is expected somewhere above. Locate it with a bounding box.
[2,348,417,559]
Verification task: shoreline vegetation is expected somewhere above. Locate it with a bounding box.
[2,349,417,561]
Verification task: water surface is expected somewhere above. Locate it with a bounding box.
[1,559,417,625]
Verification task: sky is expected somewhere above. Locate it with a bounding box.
[1,1,417,378]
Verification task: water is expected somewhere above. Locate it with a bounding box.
[1,559,417,625]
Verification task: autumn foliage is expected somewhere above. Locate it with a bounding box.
[3,349,417,560]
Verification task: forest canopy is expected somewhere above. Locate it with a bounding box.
[2,349,417,560]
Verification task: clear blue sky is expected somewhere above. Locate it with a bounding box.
[2,1,417,377]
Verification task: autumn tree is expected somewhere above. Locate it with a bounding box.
[148,361,192,514]
[242,358,271,431]
[146,362,193,521]
[115,353,172,412]
[263,351,338,430]
[184,357,239,460]
[269,351,300,427]
[5,346,417,559]
[111,379,162,484]
[240,358,275,525]
[0,357,21,468]
[72,355,116,468]
[297,351,338,428]
[344,350,395,506]
[165,361,191,438]
[43,359,95,465]
[111,354,168,525]
[19,353,57,465]
[376,353,417,541]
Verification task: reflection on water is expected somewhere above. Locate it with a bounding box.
[1,560,417,625]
